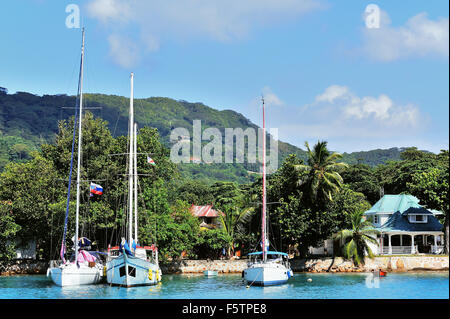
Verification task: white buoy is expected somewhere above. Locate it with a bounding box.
[307,278,312,282]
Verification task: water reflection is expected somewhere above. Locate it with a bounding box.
[0,272,448,299]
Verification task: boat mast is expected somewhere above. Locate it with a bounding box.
[261,96,267,263]
[133,123,138,243]
[128,72,134,246]
[74,28,85,262]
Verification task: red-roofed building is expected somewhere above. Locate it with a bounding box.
[190,204,224,229]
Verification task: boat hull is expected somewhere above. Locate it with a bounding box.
[204,270,218,276]
[106,254,161,287]
[47,263,103,287]
[243,263,292,286]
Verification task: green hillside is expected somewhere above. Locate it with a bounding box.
[0,90,412,182]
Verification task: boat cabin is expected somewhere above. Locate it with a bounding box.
[107,244,158,263]
[247,251,291,268]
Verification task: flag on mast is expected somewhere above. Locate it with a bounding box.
[147,156,156,166]
[90,182,103,195]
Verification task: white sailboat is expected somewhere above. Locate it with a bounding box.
[106,72,162,287]
[47,29,103,287]
[243,97,293,286]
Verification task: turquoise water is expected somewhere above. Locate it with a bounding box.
[0,272,448,299]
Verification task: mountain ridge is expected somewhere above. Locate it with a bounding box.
[0,90,415,182]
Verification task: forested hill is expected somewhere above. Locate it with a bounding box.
[0,90,414,181]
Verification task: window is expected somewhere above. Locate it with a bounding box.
[373,215,379,224]
[409,215,427,223]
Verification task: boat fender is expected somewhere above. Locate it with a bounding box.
[148,269,153,281]
[103,266,107,277]
[46,268,50,277]
[156,269,161,281]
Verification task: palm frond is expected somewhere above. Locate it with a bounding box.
[345,239,357,259]
[361,233,379,245]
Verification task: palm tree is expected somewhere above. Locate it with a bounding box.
[333,210,380,266]
[212,182,257,258]
[218,203,254,258]
[295,140,348,205]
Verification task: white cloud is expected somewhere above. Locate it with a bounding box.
[362,11,449,61]
[86,0,325,67]
[86,0,132,24]
[315,85,349,103]
[261,84,431,152]
[107,33,140,69]
[312,85,421,128]
[262,86,284,107]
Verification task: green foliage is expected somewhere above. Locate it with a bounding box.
[152,200,200,263]
[341,164,380,204]
[0,202,21,261]
[169,179,215,205]
[375,147,437,194]
[295,141,348,206]
[340,147,404,166]
[406,151,449,253]
[0,152,62,260]
[0,134,36,171]
[194,228,231,259]
[406,151,449,215]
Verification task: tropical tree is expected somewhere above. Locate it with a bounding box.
[0,202,21,261]
[407,154,449,254]
[375,147,437,195]
[333,210,380,266]
[295,141,348,207]
[341,163,381,205]
[217,203,254,258]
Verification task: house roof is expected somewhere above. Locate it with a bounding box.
[190,204,223,218]
[364,194,422,215]
[378,211,443,232]
[366,194,444,233]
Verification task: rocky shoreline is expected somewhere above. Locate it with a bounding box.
[1,256,448,276]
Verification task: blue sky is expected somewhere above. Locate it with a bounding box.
[0,0,448,153]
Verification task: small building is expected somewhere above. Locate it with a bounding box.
[308,239,334,256]
[6,239,37,259]
[364,194,444,255]
[189,204,223,229]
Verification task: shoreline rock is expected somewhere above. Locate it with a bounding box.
[1,256,448,276]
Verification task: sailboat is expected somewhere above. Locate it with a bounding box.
[243,97,293,286]
[47,29,104,286]
[105,72,162,287]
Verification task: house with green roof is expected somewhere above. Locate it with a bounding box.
[364,194,444,255]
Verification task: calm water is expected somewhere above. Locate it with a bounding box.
[0,272,448,299]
